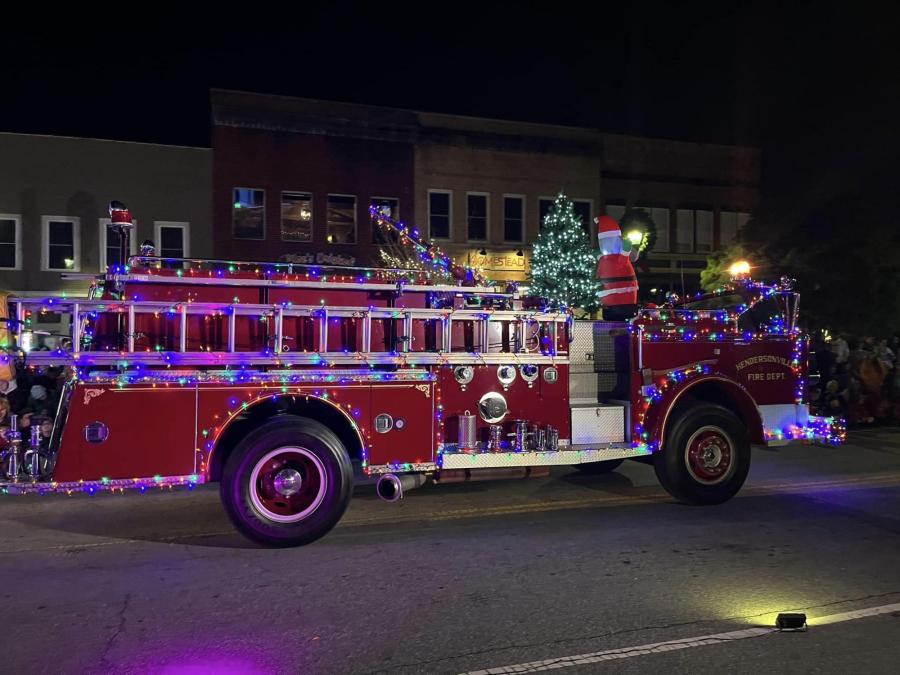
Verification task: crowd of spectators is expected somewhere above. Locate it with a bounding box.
[810,333,900,426]
[0,367,66,447]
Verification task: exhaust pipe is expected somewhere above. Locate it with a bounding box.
[376,473,427,502]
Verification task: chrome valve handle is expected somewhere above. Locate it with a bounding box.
[28,425,42,478]
[4,414,22,481]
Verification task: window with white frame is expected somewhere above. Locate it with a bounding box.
[155,221,190,259]
[718,211,751,247]
[467,193,488,241]
[326,194,357,244]
[572,199,593,235]
[42,216,80,271]
[676,209,695,253]
[0,215,22,270]
[720,211,736,246]
[635,206,670,253]
[233,188,265,240]
[650,207,670,252]
[695,209,714,252]
[538,197,554,229]
[99,218,138,270]
[428,190,451,239]
[371,197,400,245]
[281,191,313,242]
[503,195,524,242]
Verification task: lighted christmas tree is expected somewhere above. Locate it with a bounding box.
[529,193,599,312]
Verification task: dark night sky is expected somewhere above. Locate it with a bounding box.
[3,3,898,231]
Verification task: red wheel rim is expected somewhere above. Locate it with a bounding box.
[684,426,734,485]
[249,447,328,523]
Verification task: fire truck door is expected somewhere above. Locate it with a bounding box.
[366,382,435,467]
[53,384,198,482]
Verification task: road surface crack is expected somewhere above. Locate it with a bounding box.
[99,592,131,668]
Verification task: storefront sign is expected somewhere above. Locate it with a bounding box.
[456,249,531,280]
[279,252,357,266]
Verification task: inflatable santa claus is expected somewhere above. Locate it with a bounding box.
[595,215,639,320]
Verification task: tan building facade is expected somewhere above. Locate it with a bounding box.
[412,112,759,290]
[415,113,604,282]
[0,133,213,297]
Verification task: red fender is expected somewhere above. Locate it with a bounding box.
[636,373,765,452]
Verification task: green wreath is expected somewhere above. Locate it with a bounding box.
[619,208,658,257]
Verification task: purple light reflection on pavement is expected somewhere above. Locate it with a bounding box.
[156,658,271,675]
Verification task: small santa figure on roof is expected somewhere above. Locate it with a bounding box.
[595,215,639,321]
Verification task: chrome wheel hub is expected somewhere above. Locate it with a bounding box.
[273,468,303,496]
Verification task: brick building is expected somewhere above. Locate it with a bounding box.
[212,90,762,293]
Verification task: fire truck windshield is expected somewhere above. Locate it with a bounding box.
[681,293,789,333]
[681,294,744,311]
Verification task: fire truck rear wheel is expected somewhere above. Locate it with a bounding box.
[654,404,750,505]
[575,459,624,474]
[221,416,354,547]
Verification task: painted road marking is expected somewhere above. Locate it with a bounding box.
[460,602,900,674]
[1,472,899,554]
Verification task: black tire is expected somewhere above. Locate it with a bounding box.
[220,416,353,547]
[575,458,625,474]
[654,403,750,505]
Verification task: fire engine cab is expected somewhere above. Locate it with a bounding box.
[0,202,844,546]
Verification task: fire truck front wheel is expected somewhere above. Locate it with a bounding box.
[220,417,354,547]
[654,404,750,505]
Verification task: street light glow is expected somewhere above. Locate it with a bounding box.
[626,229,644,246]
[729,260,751,278]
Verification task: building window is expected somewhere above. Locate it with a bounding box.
[649,207,670,253]
[676,209,695,253]
[467,193,488,241]
[503,195,524,243]
[233,188,265,240]
[605,202,627,222]
[41,216,80,271]
[572,199,593,234]
[0,215,22,270]
[99,218,138,270]
[719,211,737,246]
[719,211,751,247]
[371,197,400,245]
[538,197,554,229]
[326,194,357,244]
[155,222,190,259]
[281,192,313,242]
[428,190,451,239]
[695,209,714,252]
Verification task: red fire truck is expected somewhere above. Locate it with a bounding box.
[0,203,844,546]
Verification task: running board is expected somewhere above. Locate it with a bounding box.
[439,444,650,470]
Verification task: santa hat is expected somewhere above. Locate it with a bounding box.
[596,215,622,240]
[108,200,133,227]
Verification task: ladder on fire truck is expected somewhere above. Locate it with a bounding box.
[10,292,569,368]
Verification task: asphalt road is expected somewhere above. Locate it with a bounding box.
[1,429,899,675]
